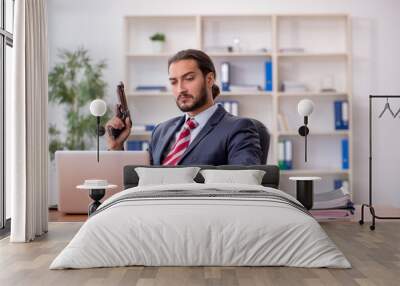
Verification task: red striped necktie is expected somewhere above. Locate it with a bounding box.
[162,118,199,166]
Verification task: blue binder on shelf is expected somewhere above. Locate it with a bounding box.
[334,101,343,129]
[284,140,293,170]
[341,101,349,129]
[127,140,149,151]
[221,62,230,92]
[264,60,273,91]
[341,138,349,169]
[334,179,343,190]
[145,124,156,131]
[334,100,349,130]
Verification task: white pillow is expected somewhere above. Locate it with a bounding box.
[135,167,200,186]
[200,169,266,185]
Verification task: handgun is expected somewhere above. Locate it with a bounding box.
[107,82,132,139]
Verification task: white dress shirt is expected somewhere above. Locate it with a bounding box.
[165,104,219,155]
[182,103,219,144]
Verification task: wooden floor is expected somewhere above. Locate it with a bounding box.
[48,209,88,222]
[1,221,400,286]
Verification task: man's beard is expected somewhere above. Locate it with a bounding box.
[176,84,208,112]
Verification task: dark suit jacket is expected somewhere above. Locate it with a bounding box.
[148,104,262,165]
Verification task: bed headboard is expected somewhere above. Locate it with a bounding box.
[123,165,280,189]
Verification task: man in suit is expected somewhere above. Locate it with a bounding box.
[106,49,262,165]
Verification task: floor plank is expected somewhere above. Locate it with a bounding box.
[1,221,399,286]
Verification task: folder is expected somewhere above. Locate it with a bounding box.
[278,141,285,170]
[264,60,273,91]
[341,138,349,169]
[334,101,343,130]
[284,140,293,170]
[334,100,349,130]
[341,101,349,129]
[127,140,142,151]
[334,179,343,190]
[221,62,230,91]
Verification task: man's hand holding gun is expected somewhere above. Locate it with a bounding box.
[105,82,132,150]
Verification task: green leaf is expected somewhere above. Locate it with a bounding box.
[48,47,111,160]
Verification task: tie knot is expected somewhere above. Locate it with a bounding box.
[185,118,198,130]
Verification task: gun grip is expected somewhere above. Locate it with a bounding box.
[107,126,124,140]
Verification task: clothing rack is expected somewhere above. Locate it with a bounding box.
[359,95,400,230]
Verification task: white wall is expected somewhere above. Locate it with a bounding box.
[47,0,400,207]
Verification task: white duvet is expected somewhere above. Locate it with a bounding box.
[50,183,351,269]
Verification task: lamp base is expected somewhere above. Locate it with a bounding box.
[298,125,309,136]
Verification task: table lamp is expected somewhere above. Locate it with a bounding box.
[90,99,107,162]
[297,99,314,162]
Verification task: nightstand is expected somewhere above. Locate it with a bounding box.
[77,182,117,215]
[289,177,321,210]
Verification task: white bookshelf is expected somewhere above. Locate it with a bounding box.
[123,14,353,201]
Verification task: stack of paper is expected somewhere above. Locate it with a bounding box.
[313,186,351,209]
[310,184,354,221]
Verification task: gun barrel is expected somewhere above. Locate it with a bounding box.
[117,83,128,110]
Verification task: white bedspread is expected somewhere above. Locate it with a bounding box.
[50,183,351,269]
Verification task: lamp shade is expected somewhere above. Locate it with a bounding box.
[90,99,107,117]
[297,99,315,117]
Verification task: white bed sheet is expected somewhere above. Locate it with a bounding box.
[50,183,351,269]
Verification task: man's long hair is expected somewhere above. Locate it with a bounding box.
[168,49,220,99]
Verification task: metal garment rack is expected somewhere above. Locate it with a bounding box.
[359,95,400,230]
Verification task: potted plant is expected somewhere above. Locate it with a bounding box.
[149,32,166,53]
[48,47,111,161]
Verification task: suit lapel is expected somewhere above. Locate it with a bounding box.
[156,115,185,164]
[179,105,226,162]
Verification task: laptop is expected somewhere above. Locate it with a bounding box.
[55,150,150,214]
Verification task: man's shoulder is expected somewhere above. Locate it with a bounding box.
[221,113,256,128]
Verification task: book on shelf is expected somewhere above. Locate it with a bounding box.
[218,101,239,116]
[334,179,349,191]
[221,62,230,91]
[127,140,150,151]
[133,124,156,132]
[341,138,349,169]
[264,60,273,91]
[135,85,167,92]
[334,100,349,130]
[278,140,293,170]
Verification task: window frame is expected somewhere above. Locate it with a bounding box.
[0,0,14,234]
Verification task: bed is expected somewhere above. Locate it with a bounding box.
[50,165,351,269]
